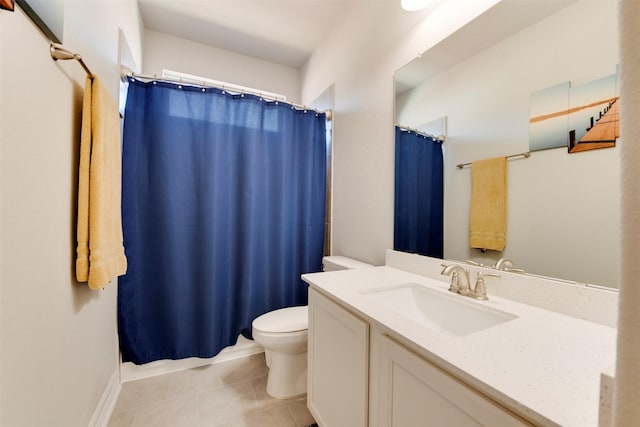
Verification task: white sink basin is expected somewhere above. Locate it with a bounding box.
[360,283,517,336]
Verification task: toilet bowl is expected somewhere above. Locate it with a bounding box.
[252,306,308,399]
[251,256,373,399]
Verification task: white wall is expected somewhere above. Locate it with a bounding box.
[300,0,501,266]
[0,2,143,425]
[396,1,619,287]
[143,29,300,102]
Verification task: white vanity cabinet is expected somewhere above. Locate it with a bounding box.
[308,288,369,427]
[371,333,531,427]
[303,260,617,427]
[308,288,531,427]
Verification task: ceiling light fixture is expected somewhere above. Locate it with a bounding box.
[401,0,434,12]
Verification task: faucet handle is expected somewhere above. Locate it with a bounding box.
[440,264,470,294]
[473,272,500,301]
[441,264,459,292]
[449,271,461,293]
[477,272,501,278]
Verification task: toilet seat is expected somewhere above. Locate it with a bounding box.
[252,306,308,333]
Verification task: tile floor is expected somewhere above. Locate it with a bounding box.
[108,353,316,427]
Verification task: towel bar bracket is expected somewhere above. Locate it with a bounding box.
[50,43,94,79]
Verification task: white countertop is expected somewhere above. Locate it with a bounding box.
[302,266,617,427]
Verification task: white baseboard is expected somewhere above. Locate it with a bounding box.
[121,336,264,382]
[88,367,121,427]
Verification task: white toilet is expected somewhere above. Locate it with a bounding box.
[252,256,373,399]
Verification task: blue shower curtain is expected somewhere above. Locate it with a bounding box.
[119,80,327,364]
[394,127,444,258]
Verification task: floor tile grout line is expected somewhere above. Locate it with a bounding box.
[163,371,267,404]
[116,392,203,421]
[129,406,139,427]
[286,403,298,427]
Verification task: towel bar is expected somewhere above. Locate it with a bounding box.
[456,152,531,169]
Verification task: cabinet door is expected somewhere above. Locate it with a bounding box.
[308,288,369,427]
[375,334,531,427]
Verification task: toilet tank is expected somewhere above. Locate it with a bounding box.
[322,256,374,272]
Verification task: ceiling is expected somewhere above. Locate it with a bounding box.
[394,0,577,95]
[138,0,582,78]
[140,0,521,71]
[138,0,376,69]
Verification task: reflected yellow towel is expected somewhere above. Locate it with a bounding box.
[76,76,127,289]
[469,156,507,251]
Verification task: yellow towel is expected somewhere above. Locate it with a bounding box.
[76,76,127,289]
[469,156,507,251]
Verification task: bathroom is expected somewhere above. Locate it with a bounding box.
[1,0,638,426]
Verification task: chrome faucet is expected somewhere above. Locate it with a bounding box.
[440,264,471,295]
[494,258,514,270]
[442,264,501,300]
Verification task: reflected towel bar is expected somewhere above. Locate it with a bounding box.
[50,43,94,79]
[456,152,531,169]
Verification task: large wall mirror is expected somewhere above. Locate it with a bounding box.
[394,0,620,289]
[16,0,64,43]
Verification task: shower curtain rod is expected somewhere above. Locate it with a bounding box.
[456,151,531,169]
[120,67,332,121]
[397,125,445,142]
[50,44,93,79]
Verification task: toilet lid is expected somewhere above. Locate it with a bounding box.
[253,306,308,333]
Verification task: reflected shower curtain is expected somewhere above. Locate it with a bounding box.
[119,80,327,364]
[394,127,444,258]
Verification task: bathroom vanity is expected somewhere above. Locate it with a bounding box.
[302,250,617,427]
